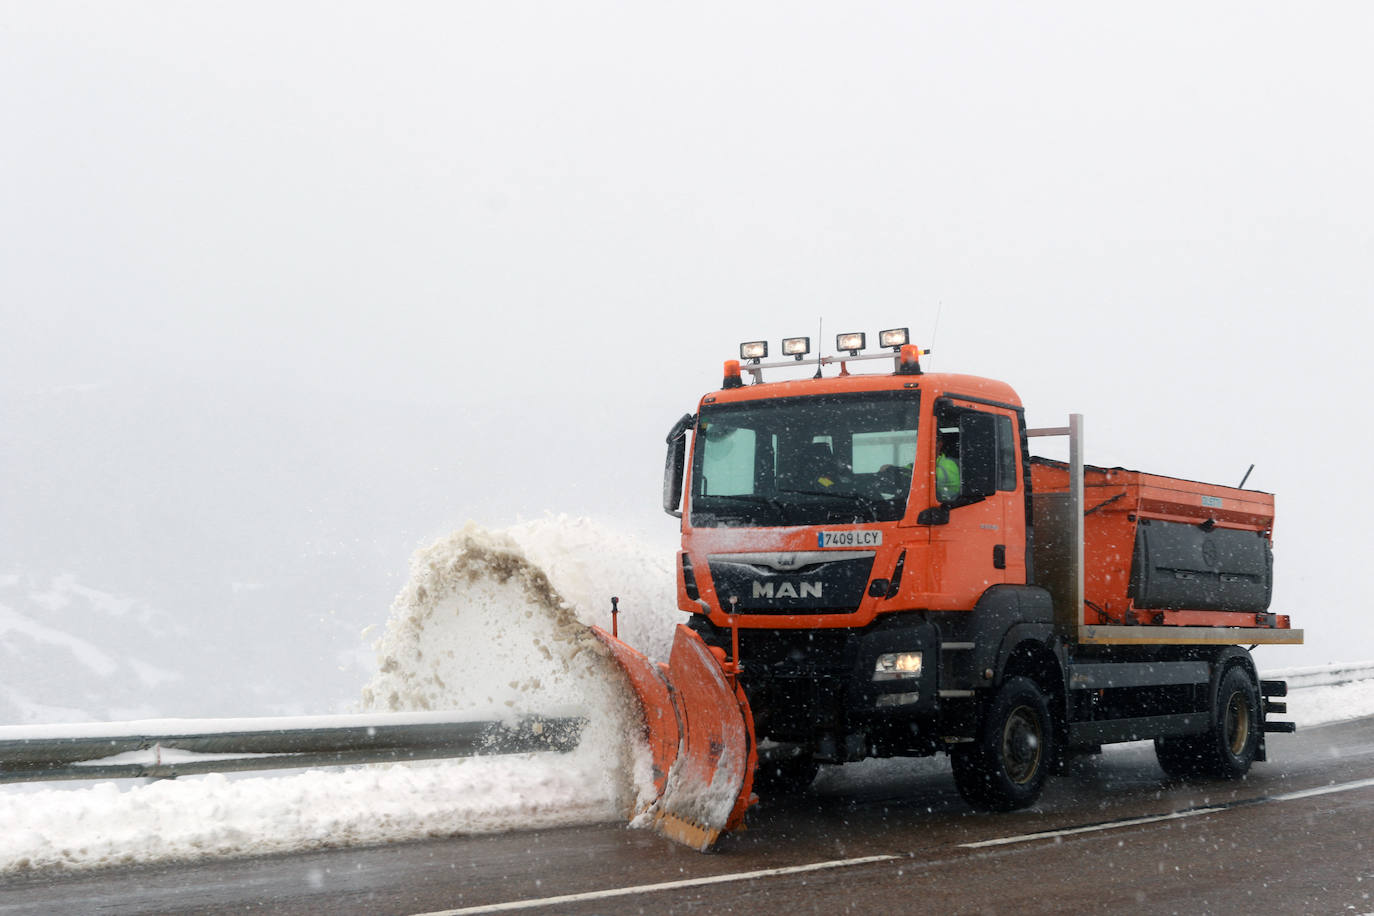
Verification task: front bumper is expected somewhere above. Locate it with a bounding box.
[687,612,941,760]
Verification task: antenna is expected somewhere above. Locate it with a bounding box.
[929,301,944,360]
[814,317,824,378]
[1239,464,1255,488]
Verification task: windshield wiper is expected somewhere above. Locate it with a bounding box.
[702,493,788,514]
[776,488,880,522]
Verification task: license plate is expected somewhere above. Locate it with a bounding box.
[817,530,882,548]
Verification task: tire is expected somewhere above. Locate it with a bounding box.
[951,677,1055,811]
[1154,734,1204,778]
[752,751,819,796]
[1154,664,1260,780]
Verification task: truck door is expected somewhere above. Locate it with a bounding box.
[926,400,1024,609]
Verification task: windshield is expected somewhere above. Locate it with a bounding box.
[689,391,920,528]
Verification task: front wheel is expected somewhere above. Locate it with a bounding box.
[752,751,820,796]
[952,676,1055,811]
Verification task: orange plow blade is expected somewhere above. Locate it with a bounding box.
[590,623,757,851]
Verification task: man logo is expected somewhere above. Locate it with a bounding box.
[752,581,823,599]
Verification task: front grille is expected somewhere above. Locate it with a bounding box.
[707,553,875,614]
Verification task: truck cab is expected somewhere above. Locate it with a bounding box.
[665,335,1042,766]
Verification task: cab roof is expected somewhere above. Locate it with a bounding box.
[701,370,1022,411]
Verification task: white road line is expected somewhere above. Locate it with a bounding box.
[1268,775,1374,802]
[418,776,1374,914]
[416,854,900,915]
[961,775,1374,849]
[960,806,1231,848]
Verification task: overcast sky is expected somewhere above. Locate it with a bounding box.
[3,1,1372,681]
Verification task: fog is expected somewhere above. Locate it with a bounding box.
[2,2,1371,718]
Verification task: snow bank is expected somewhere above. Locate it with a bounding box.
[1286,679,1374,728]
[0,758,610,874]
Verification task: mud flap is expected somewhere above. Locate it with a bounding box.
[590,623,756,851]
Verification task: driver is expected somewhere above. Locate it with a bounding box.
[794,442,842,489]
[936,434,961,502]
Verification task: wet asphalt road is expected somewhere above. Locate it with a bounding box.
[3,717,1372,915]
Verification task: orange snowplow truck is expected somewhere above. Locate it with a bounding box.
[662,329,1300,810]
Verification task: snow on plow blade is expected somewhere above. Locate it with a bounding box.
[590,623,756,851]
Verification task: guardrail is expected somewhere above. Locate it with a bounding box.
[0,711,584,784]
[1264,662,1374,691]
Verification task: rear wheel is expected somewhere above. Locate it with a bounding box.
[952,677,1055,811]
[1155,664,1261,779]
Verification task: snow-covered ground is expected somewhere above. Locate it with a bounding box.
[1,518,1369,876]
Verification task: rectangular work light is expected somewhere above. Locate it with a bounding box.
[879,327,910,349]
[836,332,867,354]
[739,340,768,360]
[781,336,811,359]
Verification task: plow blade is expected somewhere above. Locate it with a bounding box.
[591,623,756,851]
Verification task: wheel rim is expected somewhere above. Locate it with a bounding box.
[1001,705,1043,784]
[1224,690,1251,756]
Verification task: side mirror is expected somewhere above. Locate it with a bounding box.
[959,412,998,499]
[663,414,695,516]
[917,505,950,526]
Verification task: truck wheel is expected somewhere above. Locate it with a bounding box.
[952,677,1054,811]
[1154,734,1204,777]
[1201,665,1262,779]
[752,752,820,796]
[1155,665,1260,780]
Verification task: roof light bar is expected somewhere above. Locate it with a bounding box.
[727,326,926,383]
[836,332,866,355]
[739,340,768,361]
[879,327,909,349]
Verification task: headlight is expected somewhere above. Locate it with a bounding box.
[873,651,923,681]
